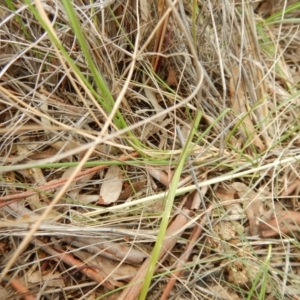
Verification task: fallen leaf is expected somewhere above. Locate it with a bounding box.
[166,66,178,86]
[215,187,243,217]
[99,166,123,205]
[215,187,236,204]
[260,210,300,238]
[118,207,193,300]
[69,171,98,201]
[208,284,240,300]
[62,236,147,265]
[118,180,146,200]
[73,249,138,281]
[231,182,267,236]
[254,0,274,17]
[77,194,100,204]
[148,168,172,187]
[28,271,65,287]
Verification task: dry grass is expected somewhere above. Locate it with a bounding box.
[1,0,300,299]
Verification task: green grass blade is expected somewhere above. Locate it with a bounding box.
[5,0,31,39]
[25,0,141,147]
[139,110,202,300]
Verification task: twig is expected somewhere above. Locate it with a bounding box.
[260,211,300,238]
[160,203,212,300]
[8,277,35,300]
[151,0,172,72]
[32,238,120,290]
[62,236,147,265]
[118,207,193,300]
[281,179,300,197]
[0,152,138,207]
